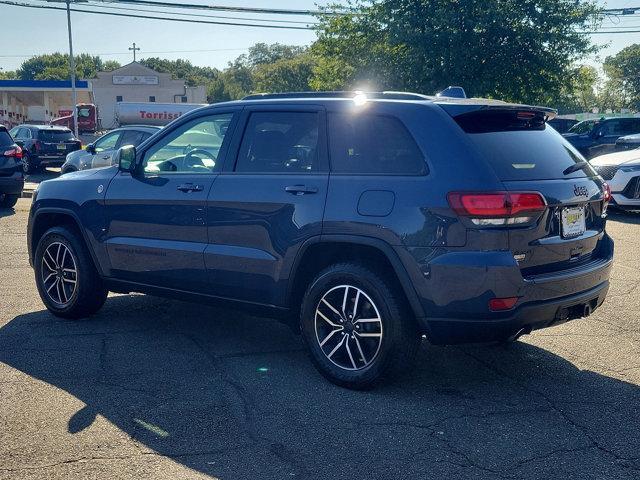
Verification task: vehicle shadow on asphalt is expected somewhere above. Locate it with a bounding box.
[0,207,16,219]
[608,210,640,225]
[1,294,639,479]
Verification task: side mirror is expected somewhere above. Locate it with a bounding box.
[85,143,95,154]
[116,145,137,173]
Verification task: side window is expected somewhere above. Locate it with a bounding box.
[117,130,144,148]
[9,127,19,138]
[143,113,233,174]
[328,113,426,174]
[94,131,121,152]
[602,120,621,136]
[235,111,319,173]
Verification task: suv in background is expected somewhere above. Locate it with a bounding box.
[563,117,640,159]
[27,92,613,389]
[0,125,24,208]
[10,125,82,173]
[61,125,161,174]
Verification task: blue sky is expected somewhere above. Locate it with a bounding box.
[0,0,638,73]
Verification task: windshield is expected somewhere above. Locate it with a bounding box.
[568,120,596,135]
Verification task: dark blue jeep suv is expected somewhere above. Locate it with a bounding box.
[27,92,614,388]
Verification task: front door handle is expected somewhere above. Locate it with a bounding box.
[285,185,318,195]
[177,183,204,193]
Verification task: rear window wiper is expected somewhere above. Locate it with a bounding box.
[563,161,590,176]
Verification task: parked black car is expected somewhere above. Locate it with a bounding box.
[548,117,578,134]
[9,124,82,173]
[0,125,24,208]
[614,133,640,152]
[61,125,161,174]
[27,91,613,389]
[563,117,640,159]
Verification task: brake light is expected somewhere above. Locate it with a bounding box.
[448,192,546,226]
[3,146,22,159]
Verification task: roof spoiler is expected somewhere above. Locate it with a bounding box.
[439,103,557,121]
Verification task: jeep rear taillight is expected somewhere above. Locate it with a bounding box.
[448,192,546,226]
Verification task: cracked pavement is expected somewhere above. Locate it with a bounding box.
[1,199,639,479]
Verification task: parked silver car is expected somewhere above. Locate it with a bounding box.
[61,125,161,174]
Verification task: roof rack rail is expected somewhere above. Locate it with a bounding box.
[242,91,432,101]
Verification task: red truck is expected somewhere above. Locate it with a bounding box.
[50,104,98,133]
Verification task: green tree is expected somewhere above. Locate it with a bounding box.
[602,44,640,110]
[0,70,17,80]
[253,54,316,93]
[16,53,120,80]
[311,0,601,105]
[222,43,311,99]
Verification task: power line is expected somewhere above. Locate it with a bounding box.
[0,47,252,58]
[79,0,320,24]
[85,0,346,16]
[0,0,317,29]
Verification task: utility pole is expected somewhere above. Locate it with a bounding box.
[66,0,79,138]
[129,42,140,62]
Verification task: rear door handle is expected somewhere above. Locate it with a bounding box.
[177,183,204,193]
[285,185,318,195]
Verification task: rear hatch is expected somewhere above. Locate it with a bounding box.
[0,130,20,177]
[447,106,608,277]
[37,129,81,157]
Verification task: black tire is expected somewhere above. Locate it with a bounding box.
[34,226,108,319]
[0,194,19,208]
[22,152,37,174]
[300,262,420,389]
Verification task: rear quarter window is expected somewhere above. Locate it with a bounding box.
[0,131,14,147]
[328,113,426,174]
[455,110,594,181]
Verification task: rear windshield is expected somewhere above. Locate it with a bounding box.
[0,131,14,147]
[455,110,594,181]
[38,130,74,142]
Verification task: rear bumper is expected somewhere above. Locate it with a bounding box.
[404,234,614,344]
[423,280,609,344]
[0,172,24,195]
[34,155,67,166]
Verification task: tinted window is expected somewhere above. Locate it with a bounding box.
[328,113,425,174]
[0,131,14,147]
[38,130,74,142]
[236,112,319,173]
[458,112,594,180]
[568,120,596,135]
[144,113,233,174]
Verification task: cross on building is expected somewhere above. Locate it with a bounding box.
[129,42,140,62]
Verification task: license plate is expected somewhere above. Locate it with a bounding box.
[561,206,586,238]
[56,144,66,151]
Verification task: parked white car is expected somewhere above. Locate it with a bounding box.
[590,149,640,210]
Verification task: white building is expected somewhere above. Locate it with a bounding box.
[91,62,207,129]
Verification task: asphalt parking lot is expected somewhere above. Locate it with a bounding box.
[1,198,639,480]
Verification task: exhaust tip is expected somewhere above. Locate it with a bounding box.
[583,304,592,317]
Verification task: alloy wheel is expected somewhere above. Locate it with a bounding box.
[314,285,383,371]
[41,242,78,306]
